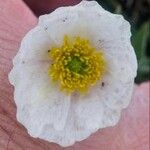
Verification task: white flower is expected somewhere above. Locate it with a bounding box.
[9,0,137,147]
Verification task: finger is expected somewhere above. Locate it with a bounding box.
[23,0,81,16]
[65,82,149,150]
[0,0,38,149]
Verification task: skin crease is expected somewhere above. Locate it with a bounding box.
[0,0,149,149]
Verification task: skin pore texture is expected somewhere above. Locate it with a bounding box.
[0,0,149,150]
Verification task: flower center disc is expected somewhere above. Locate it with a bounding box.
[48,36,106,94]
[67,56,87,74]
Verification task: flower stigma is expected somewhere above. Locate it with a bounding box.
[48,35,106,94]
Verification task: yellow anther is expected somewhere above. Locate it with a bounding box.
[48,35,106,94]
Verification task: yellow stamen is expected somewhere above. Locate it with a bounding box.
[48,35,106,94]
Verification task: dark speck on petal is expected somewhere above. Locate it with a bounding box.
[44,26,48,30]
[62,17,68,22]
[102,82,105,87]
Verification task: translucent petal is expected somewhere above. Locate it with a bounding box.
[9,62,70,136]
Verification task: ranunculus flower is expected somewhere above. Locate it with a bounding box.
[9,0,137,147]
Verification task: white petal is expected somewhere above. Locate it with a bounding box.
[38,97,95,146]
[9,62,70,136]
[13,26,54,65]
[39,9,87,45]
[74,78,134,130]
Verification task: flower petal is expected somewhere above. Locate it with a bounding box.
[9,62,71,136]
[13,26,54,64]
[74,79,134,130]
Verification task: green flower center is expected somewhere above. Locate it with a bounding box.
[67,56,87,74]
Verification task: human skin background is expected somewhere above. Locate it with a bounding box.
[0,0,149,150]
